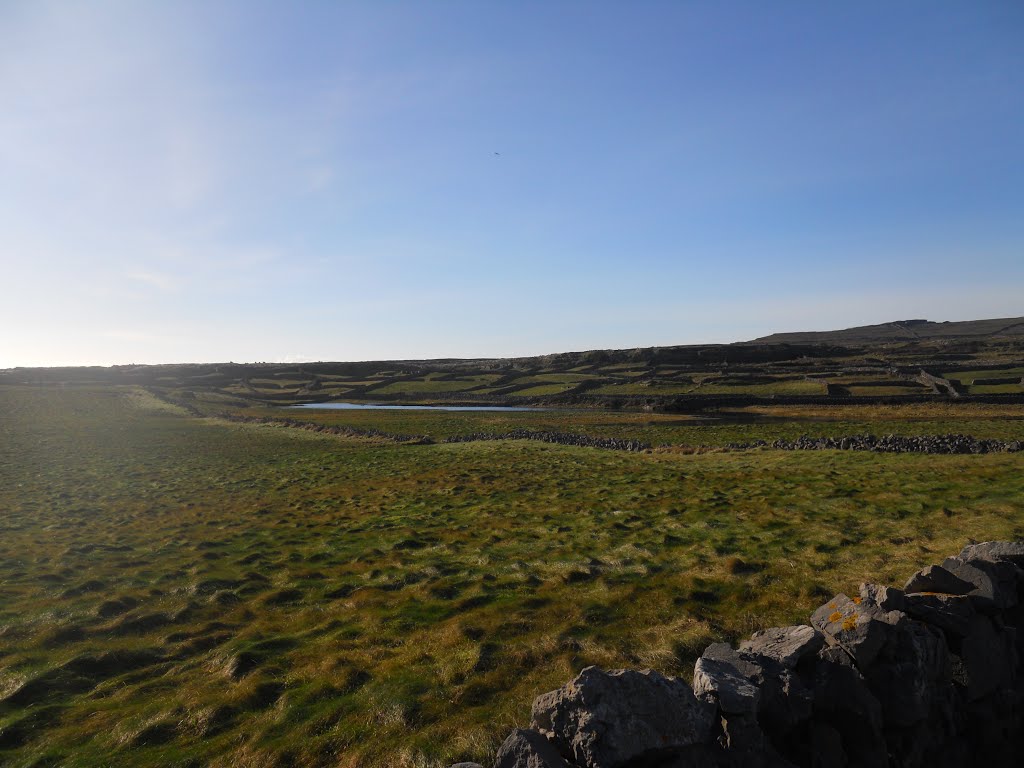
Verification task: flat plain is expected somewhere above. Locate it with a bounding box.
[2,380,1024,767]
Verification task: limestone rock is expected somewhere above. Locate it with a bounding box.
[809,723,845,768]
[862,615,950,727]
[941,556,1020,614]
[817,644,855,668]
[859,582,906,612]
[701,643,813,724]
[957,541,1024,566]
[694,644,809,766]
[693,649,760,715]
[810,593,894,669]
[738,625,824,669]
[904,564,974,596]
[531,666,715,768]
[903,593,975,637]
[811,645,887,768]
[958,613,1017,702]
[492,729,570,768]
[717,711,766,754]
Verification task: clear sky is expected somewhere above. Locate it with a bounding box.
[2,1,1022,366]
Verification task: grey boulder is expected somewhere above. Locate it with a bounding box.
[696,643,813,727]
[903,564,974,596]
[531,666,715,768]
[859,582,906,612]
[957,541,1024,566]
[941,556,1020,614]
[862,615,950,728]
[693,641,813,766]
[738,625,824,669]
[811,645,887,768]
[903,592,975,638]
[693,646,760,715]
[811,594,896,669]
[958,613,1017,702]
[492,729,570,768]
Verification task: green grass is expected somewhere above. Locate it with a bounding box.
[507,384,576,396]
[941,367,1024,382]
[1,387,1023,767]
[968,383,1024,394]
[515,373,598,383]
[591,382,698,395]
[347,375,502,396]
[591,378,826,397]
[592,366,648,376]
[696,379,827,396]
[844,385,929,396]
[367,380,482,395]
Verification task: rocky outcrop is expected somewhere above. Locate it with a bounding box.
[493,729,572,768]
[453,541,1024,768]
[531,667,715,768]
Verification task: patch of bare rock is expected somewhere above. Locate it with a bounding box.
[451,540,1024,768]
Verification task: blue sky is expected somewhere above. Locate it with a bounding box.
[2,1,1022,366]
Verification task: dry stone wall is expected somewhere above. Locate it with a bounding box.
[454,541,1024,768]
[725,434,1024,454]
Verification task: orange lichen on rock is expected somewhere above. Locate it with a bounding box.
[829,611,843,623]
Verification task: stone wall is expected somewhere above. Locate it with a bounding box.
[724,435,1024,454]
[453,542,1024,768]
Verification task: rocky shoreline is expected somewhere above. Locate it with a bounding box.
[453,541,1024,768]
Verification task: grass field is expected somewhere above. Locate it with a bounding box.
[941,367,1024,381]
[2,386,1024,767]
[692,379,827,396]
[590,382,698,395]
[506,384,577,396]
[366,380,482,395]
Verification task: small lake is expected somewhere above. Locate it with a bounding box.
[288,402,548,412]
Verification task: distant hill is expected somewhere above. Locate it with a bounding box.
[3,314,1023,408]
[751,317,1024,344]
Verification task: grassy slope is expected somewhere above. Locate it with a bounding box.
[1,387,1023,767]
